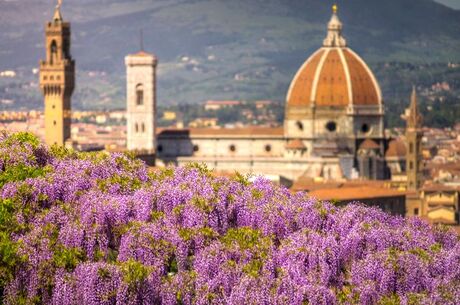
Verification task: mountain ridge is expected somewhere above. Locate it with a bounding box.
[0,0,459,109]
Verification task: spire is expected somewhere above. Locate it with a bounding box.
[53,0,63,22]
[140,29,144,52]
[408,86,422,129]
[323,4,347,47]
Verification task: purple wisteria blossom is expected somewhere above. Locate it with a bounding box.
[0,132,459,305]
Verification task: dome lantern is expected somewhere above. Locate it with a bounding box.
[323,4,346,48]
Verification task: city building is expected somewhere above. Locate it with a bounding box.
[39,1,75,146]
[156,6,388,182]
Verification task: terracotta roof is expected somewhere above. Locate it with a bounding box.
[308,186,407,201]
[291,178,388,192]
[422,183,460,192]
[285,139,306,150]
[359,139,380,150]
[157,127,284,138]
[130,51,156,58]
[286,47,381,108]
[385,139,407,158]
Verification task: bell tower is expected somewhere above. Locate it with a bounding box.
[39,0,75,146]
[405,87,423,191]
[125,45,157,153]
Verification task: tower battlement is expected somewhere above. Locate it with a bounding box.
[39,2,74,147]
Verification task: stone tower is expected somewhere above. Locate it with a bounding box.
[406,87,423,191]
[39,1,75,146]
[125,50,157,152]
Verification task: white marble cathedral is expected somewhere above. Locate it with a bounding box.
[129,6,397,182]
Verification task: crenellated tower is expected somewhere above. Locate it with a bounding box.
[39,1,75,146]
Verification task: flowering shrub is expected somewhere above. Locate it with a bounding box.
[0,132,459,305]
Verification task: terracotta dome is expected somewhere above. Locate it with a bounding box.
[286,7,382,108]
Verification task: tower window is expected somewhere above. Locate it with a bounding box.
[296,121,304,131]
[50,40,58,65]
[136,84,144,106]
[326,121,337,132]
[409,161,414,170]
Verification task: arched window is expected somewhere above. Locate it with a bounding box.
[136,84,144,105]
[135,123,139,133]
[361,123,370,133]
[141,123,145,133]
[409,143,414,154]
[50,40,58,65]
[296,121,304,131]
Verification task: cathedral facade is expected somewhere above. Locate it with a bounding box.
[153,7,389,182]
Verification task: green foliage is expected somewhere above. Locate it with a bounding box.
[53,246,86,271]
[3,132,40,149]
[0,199,26,288]
[97,174,143,193]
[185,163,212,176]
[378,294,401,305]
[149,167,175,182]
[0,164,50,188]
[242,259,263,277]
[167,257,178,275]
[222,227,271,254]
[234,172,251,186]
[120,259,152,288]
[49,145,77,160]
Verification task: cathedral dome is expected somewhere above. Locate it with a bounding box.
[286,6,382,108]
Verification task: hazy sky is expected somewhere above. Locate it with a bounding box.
[434,0,460,9]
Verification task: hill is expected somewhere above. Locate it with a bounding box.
[0,0,459,116]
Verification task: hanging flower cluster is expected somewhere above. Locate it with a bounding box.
[0,132,458,305]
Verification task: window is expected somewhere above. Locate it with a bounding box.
[229,144,236,152]
[157,145,163,152]
[361,123,370,133]
[141,123,145,133]
[409,161,413,170]
[414,208,419,215]
[136,84,144,105]
[409,143,414,154]
[135,123,139,133]
[193,145,199,152]
[326,121,337,132]
[53,120,56,126]
[265,144,272,152]
[296,121,304,131]
[50,40,58,65]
